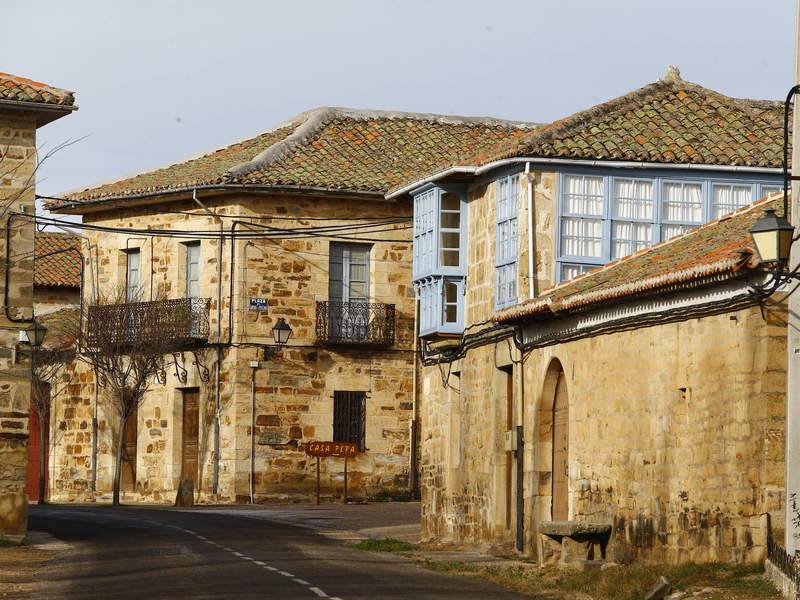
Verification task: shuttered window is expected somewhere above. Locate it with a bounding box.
[185,242,201,298]
[329,243,370,302]
[333,391,366,451]
[126,249,141,302]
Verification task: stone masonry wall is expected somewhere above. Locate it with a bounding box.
[50,192,414,503]
[0,112,36,540]
[419,167,787,563]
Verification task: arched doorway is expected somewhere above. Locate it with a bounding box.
[552,371,569,520]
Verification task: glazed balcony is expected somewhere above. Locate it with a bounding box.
[85,297,210,349]
[316,301,396,347]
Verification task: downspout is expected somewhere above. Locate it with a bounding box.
[250,363,257,504]
[525,162,535,300]
[515,343,526,553]
[191,189,224,497]
[409,296,420,499]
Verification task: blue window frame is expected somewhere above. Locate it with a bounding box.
[412,184,468,336]
[495,174,520,309]
[556,170,782,282]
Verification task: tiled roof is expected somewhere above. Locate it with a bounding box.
[495,192,780,323]
[389,67,785,196]
[35,232,81,288]
[54,108,536,209]
[0,72,75,107]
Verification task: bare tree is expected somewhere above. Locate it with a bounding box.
[78,288,191,505]
[30,309,78,503]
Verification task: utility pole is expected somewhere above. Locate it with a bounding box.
[787,0,800,555]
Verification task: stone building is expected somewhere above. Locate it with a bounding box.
[45,107,535,504]
[0,72,76,540]
[393,69,788,563]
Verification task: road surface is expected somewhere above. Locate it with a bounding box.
[27,504,530,599]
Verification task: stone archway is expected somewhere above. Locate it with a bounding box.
[535,358,569,524]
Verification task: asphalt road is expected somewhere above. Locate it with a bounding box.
[28,505,530,600]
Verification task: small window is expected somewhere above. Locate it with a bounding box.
[561,175,604,260]
[439,191,462,268]
[611,178,653,259]
[126,249,141,302]
[413,188,437,278]
[333,391,366,451]
[560,263,593,281]
[712,184,752,219]
[662,181,702,224]
[185,242,201,298]
[442,279,460,324]
[495,175,520,308]
[761,185,782,199]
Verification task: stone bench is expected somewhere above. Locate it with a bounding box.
[539,521,613,568]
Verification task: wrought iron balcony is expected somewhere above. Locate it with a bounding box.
[85,297,210,349]
[316,301,396,347]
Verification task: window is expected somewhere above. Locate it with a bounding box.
[557,172,782,282]
[712,183,752,219]
[560,263,594,281]
[761,184,782,198]
[561,175,604,259]
[413,188,436,278]
[333,391,366,451]
[412,184,468,336]
[661,181,702,240]
[125,249,141,302]
[329,243,370,303]
[611,178,653,259]
[495,175,519,308]
[439,191,462,268]
[185,242,200,298]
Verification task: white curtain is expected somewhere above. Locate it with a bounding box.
[712,185,751,218]
[561,217,602,258]
[663,182,702,223]
[613,179,653,219]
[564,175,604,215]
[612,221,651,259]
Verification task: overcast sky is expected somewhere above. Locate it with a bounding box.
[2,0,795,213]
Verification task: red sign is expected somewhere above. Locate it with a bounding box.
[305,441,358,458]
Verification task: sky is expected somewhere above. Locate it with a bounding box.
[1,0,795,217]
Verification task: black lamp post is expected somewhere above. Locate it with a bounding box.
[263,318,293,359]
[749,84,800,271]
[23,320,48,349]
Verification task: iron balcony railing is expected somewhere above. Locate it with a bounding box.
[316,300,396,347]
[85,297,210,349]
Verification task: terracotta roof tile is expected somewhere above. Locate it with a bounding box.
[0,72,75,107]
[35,231,81,288]
[51,108,536,209]
[389,70,785,195]
[495,192,781,323]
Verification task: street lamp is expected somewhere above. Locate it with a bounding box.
[263,318,293,359]
[749,208,795,266]
[23,321,48,348]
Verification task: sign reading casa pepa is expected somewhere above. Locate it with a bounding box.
[304,441,359,458]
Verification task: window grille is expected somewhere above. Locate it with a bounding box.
[333,391,366,451]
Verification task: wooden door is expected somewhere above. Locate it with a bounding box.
[121,407,137,492]
[552,372,569,521]
[182,389,200,486]
[25,387,49,502]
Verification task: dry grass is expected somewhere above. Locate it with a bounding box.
[420,561,781,600]
[0,541,52,599]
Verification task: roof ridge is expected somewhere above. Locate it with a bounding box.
[62,114,306,199]
[225,107,539,181]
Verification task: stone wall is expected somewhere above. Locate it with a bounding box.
[34,286,79,315]
[0,112,36,540]
[49,191,415,503]
[418,167,787,563]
